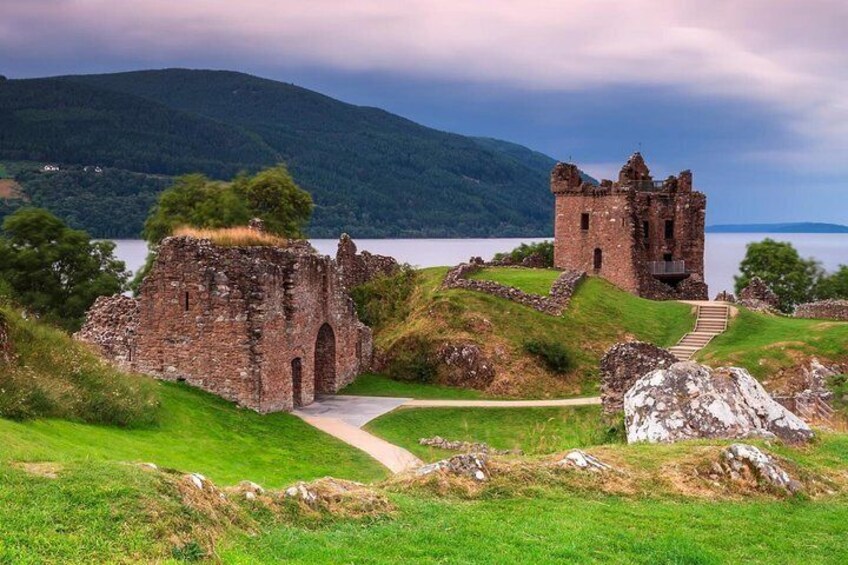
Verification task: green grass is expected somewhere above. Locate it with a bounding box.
[699,309,848,378]
[366,405,617,461]
[469,266,563,295]
[219,493,848,564]
[340,372,490,399]
[0,381,386,488]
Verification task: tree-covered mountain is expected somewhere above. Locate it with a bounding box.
[0,69,565,238]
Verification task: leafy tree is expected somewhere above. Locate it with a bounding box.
[734,239,822,312]
[815,265,848,300]
[0,208,128,330]
[232,166,313,238]
[493,241,554,267]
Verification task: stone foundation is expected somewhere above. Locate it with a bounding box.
[794,300,848,321]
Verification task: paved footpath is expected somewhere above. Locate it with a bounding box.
[293,394,601,474]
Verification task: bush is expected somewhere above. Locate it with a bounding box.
[734,239,822,313]
[523,339,573,374]
[493,241,554,267]
[384,336,437,384]
[350,266,418,329]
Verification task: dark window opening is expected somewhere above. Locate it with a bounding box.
[581,213,590,230]
[664,253,673,262]
[665,220,675,239]
[643,221,650,240]
[184,291,190,311]
[593,248,603,271]
[291,358,303,407]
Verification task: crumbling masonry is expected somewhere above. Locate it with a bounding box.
[551,153,708,300]
[77,235,374,413]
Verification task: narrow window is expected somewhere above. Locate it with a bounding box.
[642,221,650,240]
[184,291,190,311]
[664,220,675,239]
[593,248,603,271]
[664,253,673,262]
[580,213,590,230]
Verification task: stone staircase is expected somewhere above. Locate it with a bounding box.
[669,303,730,361]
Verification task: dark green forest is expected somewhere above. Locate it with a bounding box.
[0,69,565,238]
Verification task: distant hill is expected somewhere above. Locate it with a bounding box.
[0,69,568,238]
[707,223,848,234]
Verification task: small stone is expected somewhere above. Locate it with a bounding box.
[557,450,611,472]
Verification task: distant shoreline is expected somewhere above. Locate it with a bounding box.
[707,222,848,234]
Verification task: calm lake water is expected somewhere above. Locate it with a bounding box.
[112,234,848,297]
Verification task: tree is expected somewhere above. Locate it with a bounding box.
[0,208,128,331]
[815,265,848,300]
[734,239,822,312]
[142,165,313,244]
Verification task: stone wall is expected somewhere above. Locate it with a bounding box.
[599,341,678,414]
[442,261,585,316]
[551,153,707,301]
[336,234,399,289]
[738,277,779,312]
[77,236,373,413]
[74,295,139,371]
[794,300,848,321]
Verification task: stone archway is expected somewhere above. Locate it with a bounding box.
[314,323,336,394]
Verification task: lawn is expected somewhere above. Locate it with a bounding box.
[699,309,848,378]
[469,266,563,295]
[340,372,490,400]
[366,405,617,461]
[0,381,387,488]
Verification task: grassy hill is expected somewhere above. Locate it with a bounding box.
[0,69,565,238]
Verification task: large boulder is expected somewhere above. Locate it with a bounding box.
[624,362,814,444]
[599,341,678,414]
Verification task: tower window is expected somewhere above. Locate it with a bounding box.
[580,213,590,230]
[665,220,675,239]
[643,221,650,240]
[184,291,190,311]
[593,248,603,271]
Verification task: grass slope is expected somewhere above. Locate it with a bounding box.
[469,266,562,295]
[0,381,386,488]
[369,267,694,397]
[698,309,848,379]
[366,405,615,461]
[341,372,490,400]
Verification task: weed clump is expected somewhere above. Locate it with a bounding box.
[523,339,574,374]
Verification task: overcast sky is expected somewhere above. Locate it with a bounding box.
[3,0,847,224]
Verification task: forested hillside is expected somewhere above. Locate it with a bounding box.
[0,70,563,238]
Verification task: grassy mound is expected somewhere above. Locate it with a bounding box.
[699,309,848,379]
[0,381,387,488]
[358,267,694,398]
[0,306,158,426]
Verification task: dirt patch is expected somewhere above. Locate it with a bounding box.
[12,461,62,479]
[0,179,23,200]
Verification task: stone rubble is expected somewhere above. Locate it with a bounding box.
[599,341,678,414]
[335,233,400,289]
[432,343,496,389]
[713,444,802,494]
[737,277,780,312]
[624,361,814,444]
[419,436,523,456]
[557,450,612,472]
[416,453,489,482]
[794,299,848,321]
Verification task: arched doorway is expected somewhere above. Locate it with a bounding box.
[291,358,303,407]
[314,323,336,394]
[593,248,603,271]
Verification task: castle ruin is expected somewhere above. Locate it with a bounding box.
[77,234,379,413]
[551,153,707,300]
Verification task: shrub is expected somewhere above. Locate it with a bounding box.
[384,336,437,384]
[350,266,418,330]
[523,339,573,374]
[493,241,554,267]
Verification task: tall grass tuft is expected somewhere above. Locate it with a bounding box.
[173,226,288,247]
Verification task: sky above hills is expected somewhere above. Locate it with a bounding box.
[2,1,847,224]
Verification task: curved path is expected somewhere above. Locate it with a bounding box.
[294,394,601,474]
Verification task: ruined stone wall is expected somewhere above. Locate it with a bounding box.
[552,191,641,293]
[794,300,848,321]
[80,236,373,413]
[336,234,399,289]
[74,295,139,371]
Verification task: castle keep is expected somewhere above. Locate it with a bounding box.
[77,235,378,413]
[551,153,707,300]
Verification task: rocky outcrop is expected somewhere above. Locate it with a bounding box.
[556,450,612,472]
[74,295,139,371]
[794,299,848,321]
[419,436,522,456]
[624,362,814,444]
[434,342,496,389]
[599,341,678,414]
[416,453,489,482]
[336,233,399,289]
[770,358,838,423]
[442,262,585,316]
[738,277,780,312]
[283,478,393,517]
[713,444,801,494]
